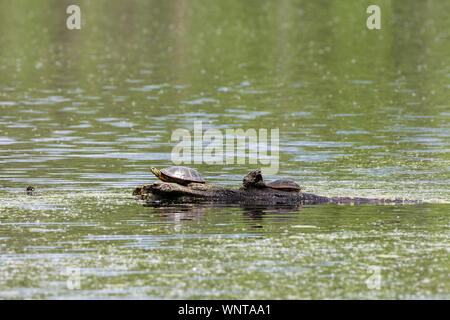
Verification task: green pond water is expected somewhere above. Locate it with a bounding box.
[0,0,449,299]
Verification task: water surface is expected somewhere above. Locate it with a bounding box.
[0,0,449,299]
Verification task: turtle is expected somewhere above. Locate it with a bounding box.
[265,179,301,192]
[150,166,205,185]
[26,185,35,196]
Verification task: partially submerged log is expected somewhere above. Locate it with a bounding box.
[134,170,421,206]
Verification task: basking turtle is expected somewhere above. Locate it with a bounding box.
[150,166,205,185]
[265,179,301,192]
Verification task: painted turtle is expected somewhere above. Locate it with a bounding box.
[150,166,205,185]
[265,179,301,192]
[26,185,35,196]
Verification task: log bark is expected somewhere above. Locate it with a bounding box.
[133,181,330,205]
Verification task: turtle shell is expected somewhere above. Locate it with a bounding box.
[265,179,301,191]
[160,166,205,184]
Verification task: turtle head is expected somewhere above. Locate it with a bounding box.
[150,167,162,179]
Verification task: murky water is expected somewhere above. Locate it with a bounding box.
[0,0,449,299]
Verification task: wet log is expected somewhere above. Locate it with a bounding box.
[133,170,421,206]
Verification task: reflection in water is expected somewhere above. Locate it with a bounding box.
[145,203,210,221]
[145,202,303,222]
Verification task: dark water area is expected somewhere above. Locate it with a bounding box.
[0,0,449,299]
